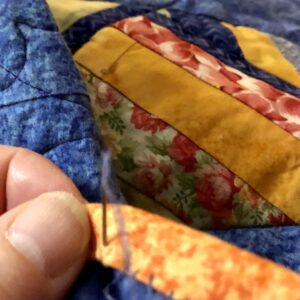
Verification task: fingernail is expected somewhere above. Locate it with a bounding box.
[5,192,90,278]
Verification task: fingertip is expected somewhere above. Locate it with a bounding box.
[0,192,90,300]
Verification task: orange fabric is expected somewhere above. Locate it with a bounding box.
[87,204,300,300]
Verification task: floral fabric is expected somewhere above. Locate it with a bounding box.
[113,17,300,138]
[80,67,292,229]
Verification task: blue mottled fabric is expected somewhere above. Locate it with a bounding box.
[209,226,300,273]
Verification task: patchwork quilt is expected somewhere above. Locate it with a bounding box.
[1,0,300,299]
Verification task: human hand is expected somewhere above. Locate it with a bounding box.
[0,146,90,299]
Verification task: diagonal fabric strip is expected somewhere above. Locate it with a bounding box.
[86,203,300,300]
[75,27,300,223]
[47,0,118,32]
[112,17,300,139]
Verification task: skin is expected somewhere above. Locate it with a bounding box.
[0,145,90,300]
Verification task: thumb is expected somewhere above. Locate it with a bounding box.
[0,192,90,300]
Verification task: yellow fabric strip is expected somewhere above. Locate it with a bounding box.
[47,0,118,31]
[118,179,182,223]
[222,22,300,87]
[87,203,300,300]
[75,27,300,223]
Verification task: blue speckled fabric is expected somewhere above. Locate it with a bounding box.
[209,226,300,273]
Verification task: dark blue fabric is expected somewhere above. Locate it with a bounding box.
[67,261,171,300]
[171,0,300,45]
[63,6,150,53]
[108,0,300,44]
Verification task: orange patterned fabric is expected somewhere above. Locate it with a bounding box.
[86,204,300,300]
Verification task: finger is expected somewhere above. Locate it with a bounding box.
[0,145,84,212]
[0,191,90,300]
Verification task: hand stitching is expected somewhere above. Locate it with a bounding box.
[0,63,50,94]
[0,93,90,111]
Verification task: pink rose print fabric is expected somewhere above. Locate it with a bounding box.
[113,16,300,139]
[169,133,198,172]
[195,164,239,212]
[131,106,166,133]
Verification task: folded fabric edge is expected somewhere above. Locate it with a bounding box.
[86,203,300,300]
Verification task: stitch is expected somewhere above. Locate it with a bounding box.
[0,63,50,94]
[168,290,175,299]
[0,23,26,91]
[131,269,140,277]
[146,274,156,299]
[41,136,95,155]
[0,20,50,93]
[100,42,137,77]
[0,93,90,112]
[116,210,131,273]
[103,272,125,300]
[0,20,88,96]
[147,274,154,288]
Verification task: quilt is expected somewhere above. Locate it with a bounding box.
[1,0,300,299]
